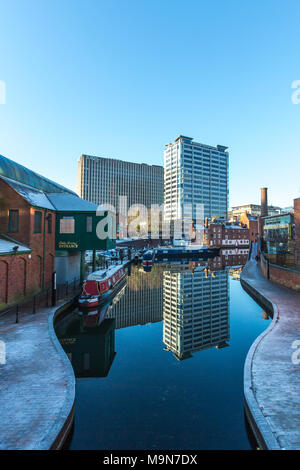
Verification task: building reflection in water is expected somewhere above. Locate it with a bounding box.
[106,265,164,328]
[161,250,248,361]
[56,250,249,376]
[163,266,230,360]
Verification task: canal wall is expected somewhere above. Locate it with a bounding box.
[241,249,300,450]
[0,298,76,450]
[260,253,300,291]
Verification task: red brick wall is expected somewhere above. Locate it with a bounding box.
[0,179,56,306]
[204,223,250,247]
[0,253,35,305]
[260,255,300,291]
[248,219,259,242]
[0,179,31,245]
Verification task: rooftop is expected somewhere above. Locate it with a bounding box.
[0,234,31,255]
[0,156,104,213]
[80,154,163,170]
[1,175,56,210]
[170,136,228,151]
[0,154,76,195]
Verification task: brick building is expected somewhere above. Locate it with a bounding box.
[203,222,250,248]
[0,154,115,309]
[0,236,32,307]
[238,213,261,242]
[0,177,56,305]
[294,198,300,267]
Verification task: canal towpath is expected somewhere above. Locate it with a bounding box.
[241,243,300,450]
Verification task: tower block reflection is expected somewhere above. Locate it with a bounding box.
[107,266,163,329]
[163,267,230,360]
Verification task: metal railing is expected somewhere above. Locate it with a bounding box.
[0,278,81,324]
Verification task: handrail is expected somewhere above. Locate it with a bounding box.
[0,278,81,323]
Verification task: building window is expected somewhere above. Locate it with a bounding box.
[60,217,75,234]
[8,209,19,233]
[86,216,92,233]
[47,214,52,234]
[34,211,42,233]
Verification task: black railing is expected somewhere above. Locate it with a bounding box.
[0,278,81,324]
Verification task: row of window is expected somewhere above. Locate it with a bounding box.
[8,210,95,235]
[59,216,93,234]
[8,210,52,234]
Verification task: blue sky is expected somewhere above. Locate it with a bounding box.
[0,0,300,208]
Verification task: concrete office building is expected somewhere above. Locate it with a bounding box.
[164,136,229,223]
[78,154,164,211]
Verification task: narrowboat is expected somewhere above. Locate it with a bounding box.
[155,245,220,261]
[78,263,127,308]
[142,250,155,268]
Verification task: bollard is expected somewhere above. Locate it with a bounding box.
[16,305,19,324]
[52,272,57,307]
[33,296,36,314]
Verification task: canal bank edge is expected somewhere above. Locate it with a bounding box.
[44,299,76,450]
[240,276,281,450]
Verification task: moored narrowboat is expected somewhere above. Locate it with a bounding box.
[155,245,220,260]
[78,263,127,308]
[142,250,155,268]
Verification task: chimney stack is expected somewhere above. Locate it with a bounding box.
[261,187,268,217]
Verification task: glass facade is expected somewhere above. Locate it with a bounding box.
[263,213,294,254]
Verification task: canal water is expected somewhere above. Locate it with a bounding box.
[55,261,270,450]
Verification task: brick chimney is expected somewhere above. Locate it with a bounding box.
[261,187,268,217]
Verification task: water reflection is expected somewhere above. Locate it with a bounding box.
[54,250,271,450]
[56,253,248,378]
[106,265,164,329]
[55,284,127,378]
[56,311,116,378]
[163,266,230,360]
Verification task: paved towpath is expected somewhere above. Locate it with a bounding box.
[241,244,300,449]
[0,300,75,450]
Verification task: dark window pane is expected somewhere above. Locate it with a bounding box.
[34,211,42,233]
[48,214,52,234]
[86,216,92,233]
[8,210,19,233]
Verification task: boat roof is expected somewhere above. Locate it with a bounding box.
[157,245,208,250]
[87,262,127,281]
